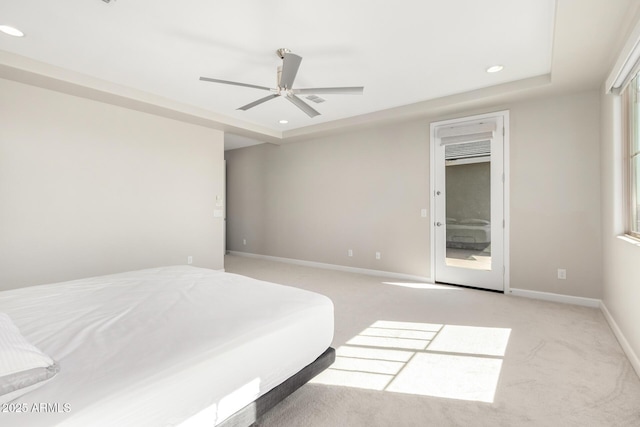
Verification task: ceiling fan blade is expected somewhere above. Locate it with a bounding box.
[292,86,364,95]
[199,77,272,92]
[285,94,320,118]
[279,53,302,89]
[237,94,280,111]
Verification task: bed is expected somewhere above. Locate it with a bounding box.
[446,218,491,250]
[0,265,335,426]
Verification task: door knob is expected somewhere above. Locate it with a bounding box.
[436,222,442,227]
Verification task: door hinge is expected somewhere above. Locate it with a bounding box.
[502,127,505,136]
[502,219,505,228]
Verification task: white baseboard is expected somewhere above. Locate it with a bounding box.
[600,302,640,379]
[227,251,432,283]
[509,288,601,308]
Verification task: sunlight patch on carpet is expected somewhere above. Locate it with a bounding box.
[383,282,463,290]
[428,325,511,357]
[311,320,511,403]
[386,353,503,402]
[347,335,428,350]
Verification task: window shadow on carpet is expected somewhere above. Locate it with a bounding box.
[310,320,511,403]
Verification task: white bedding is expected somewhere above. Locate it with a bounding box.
[0,266,334,426]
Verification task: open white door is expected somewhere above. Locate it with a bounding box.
[431,112,507,292]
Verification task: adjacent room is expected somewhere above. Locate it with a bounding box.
[1,1,640,426]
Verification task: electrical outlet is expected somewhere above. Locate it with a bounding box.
[421,208,427,218]
[187,256,193,265]
[376,252,381,260]
[348,249,353,257]
[557,268,566,280]
[243,239,246,246]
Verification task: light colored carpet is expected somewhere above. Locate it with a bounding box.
[223,255,640,426]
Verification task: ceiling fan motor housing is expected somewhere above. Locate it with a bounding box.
[276,48,291,59]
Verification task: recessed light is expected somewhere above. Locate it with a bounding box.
[486,65,504,73]
[0,25,25,37]
[279,119,289,124]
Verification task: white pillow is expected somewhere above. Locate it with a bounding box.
[0,313,59,403]
[459,218,491,226]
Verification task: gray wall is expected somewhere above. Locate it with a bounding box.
[225,90,602,298]
[0,78,225,290]
[226,121,431,276]
[600,87,640,369]
[509,91,601,298]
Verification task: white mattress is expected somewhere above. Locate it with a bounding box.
[0,266,334,426]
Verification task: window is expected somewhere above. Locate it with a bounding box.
[625,74,640,238]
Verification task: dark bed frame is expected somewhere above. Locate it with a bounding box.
[218,347,336,427]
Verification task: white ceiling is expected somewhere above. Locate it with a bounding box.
[0,0,638,150]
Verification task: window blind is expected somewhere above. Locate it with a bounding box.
[436,121,496,160]
[607,16,640,93]
[437,122,496,142]
[445,140,491,160]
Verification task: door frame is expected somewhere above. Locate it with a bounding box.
[429,110,510,293]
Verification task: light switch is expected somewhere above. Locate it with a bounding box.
[214,210,223,218]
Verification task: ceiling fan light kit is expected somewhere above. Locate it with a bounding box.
[200,48,364,118]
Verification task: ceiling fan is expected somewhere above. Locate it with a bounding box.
[199,48,364,118]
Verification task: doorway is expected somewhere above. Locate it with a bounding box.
[430,112,509,292]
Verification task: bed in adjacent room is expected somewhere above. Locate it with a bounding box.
[0,265,335,426]
[446,218,491,250]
